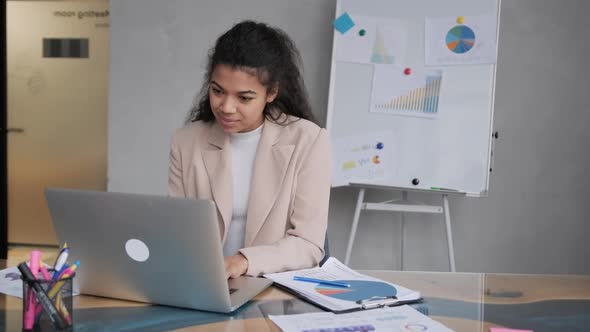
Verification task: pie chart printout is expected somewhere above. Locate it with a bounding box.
[446,25,475,54]
[314,280,397,302]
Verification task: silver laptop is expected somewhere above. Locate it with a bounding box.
[45,188,272,313]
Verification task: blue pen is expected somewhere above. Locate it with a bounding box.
[52,263,69,281]
[293,276,351,288]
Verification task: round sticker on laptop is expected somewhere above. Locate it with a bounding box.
[125,239,150,262]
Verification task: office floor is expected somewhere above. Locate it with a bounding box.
[6,245,59,267]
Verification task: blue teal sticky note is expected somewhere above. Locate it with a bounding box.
[333,12,355,34]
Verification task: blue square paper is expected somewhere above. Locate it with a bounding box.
[333,12,355,34]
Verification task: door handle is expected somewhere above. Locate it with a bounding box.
[4,128,25,133]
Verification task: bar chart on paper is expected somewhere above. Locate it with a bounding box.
[371,65,442,117]
[371,28,396,64]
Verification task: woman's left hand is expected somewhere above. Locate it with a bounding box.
[224,254,249,279]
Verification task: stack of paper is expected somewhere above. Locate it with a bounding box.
[264,258,421,312]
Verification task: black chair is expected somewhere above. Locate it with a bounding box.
[319,235,330,266]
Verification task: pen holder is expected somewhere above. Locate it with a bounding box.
[21,271,74,331]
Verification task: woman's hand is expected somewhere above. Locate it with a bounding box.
[224,254,249,279]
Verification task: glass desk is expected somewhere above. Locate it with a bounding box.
[1,260,588,331]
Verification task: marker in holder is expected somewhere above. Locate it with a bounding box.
[19,263,74,331]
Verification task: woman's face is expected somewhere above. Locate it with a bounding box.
[209,64,277,133]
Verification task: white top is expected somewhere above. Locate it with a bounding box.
[222,124,263,256]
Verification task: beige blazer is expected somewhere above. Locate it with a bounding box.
[168,115,331,276]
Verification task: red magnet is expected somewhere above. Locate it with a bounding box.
[404,67,412,75]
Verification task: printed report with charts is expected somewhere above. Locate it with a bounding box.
[263,258,421,313]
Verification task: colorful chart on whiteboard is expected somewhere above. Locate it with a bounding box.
[446,25,476,53]
[425,15,498,65]
[370,65,442,117]
[335,14,408,65]
[331,131,395,187]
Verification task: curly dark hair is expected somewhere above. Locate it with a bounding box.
[187,20,316,125]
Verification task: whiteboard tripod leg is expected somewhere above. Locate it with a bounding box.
[344,188,365,266]
[400,191,408,270]
[442,194,456,272]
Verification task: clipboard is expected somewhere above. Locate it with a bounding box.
[264,258,422,313]
[275,284,423,313]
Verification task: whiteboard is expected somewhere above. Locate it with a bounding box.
[326,0,500,196]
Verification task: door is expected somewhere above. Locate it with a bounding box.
[7,1,109,245]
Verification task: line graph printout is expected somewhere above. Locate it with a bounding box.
[370,65,443,117]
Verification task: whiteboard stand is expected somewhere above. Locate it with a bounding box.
[343,184,459,272]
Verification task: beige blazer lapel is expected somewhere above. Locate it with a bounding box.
[245,119,294,246]
[201,123,232,241]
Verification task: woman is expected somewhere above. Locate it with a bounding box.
[168,20,331,278]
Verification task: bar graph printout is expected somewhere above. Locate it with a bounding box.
[370,65,443,118]
[336,15,408,65]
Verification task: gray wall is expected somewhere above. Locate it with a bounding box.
[109,0,590,274]
[108,0,336,194]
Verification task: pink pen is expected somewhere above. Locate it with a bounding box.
[33,260,54,319]
[24,251,42,329]
[39,260,51,281]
